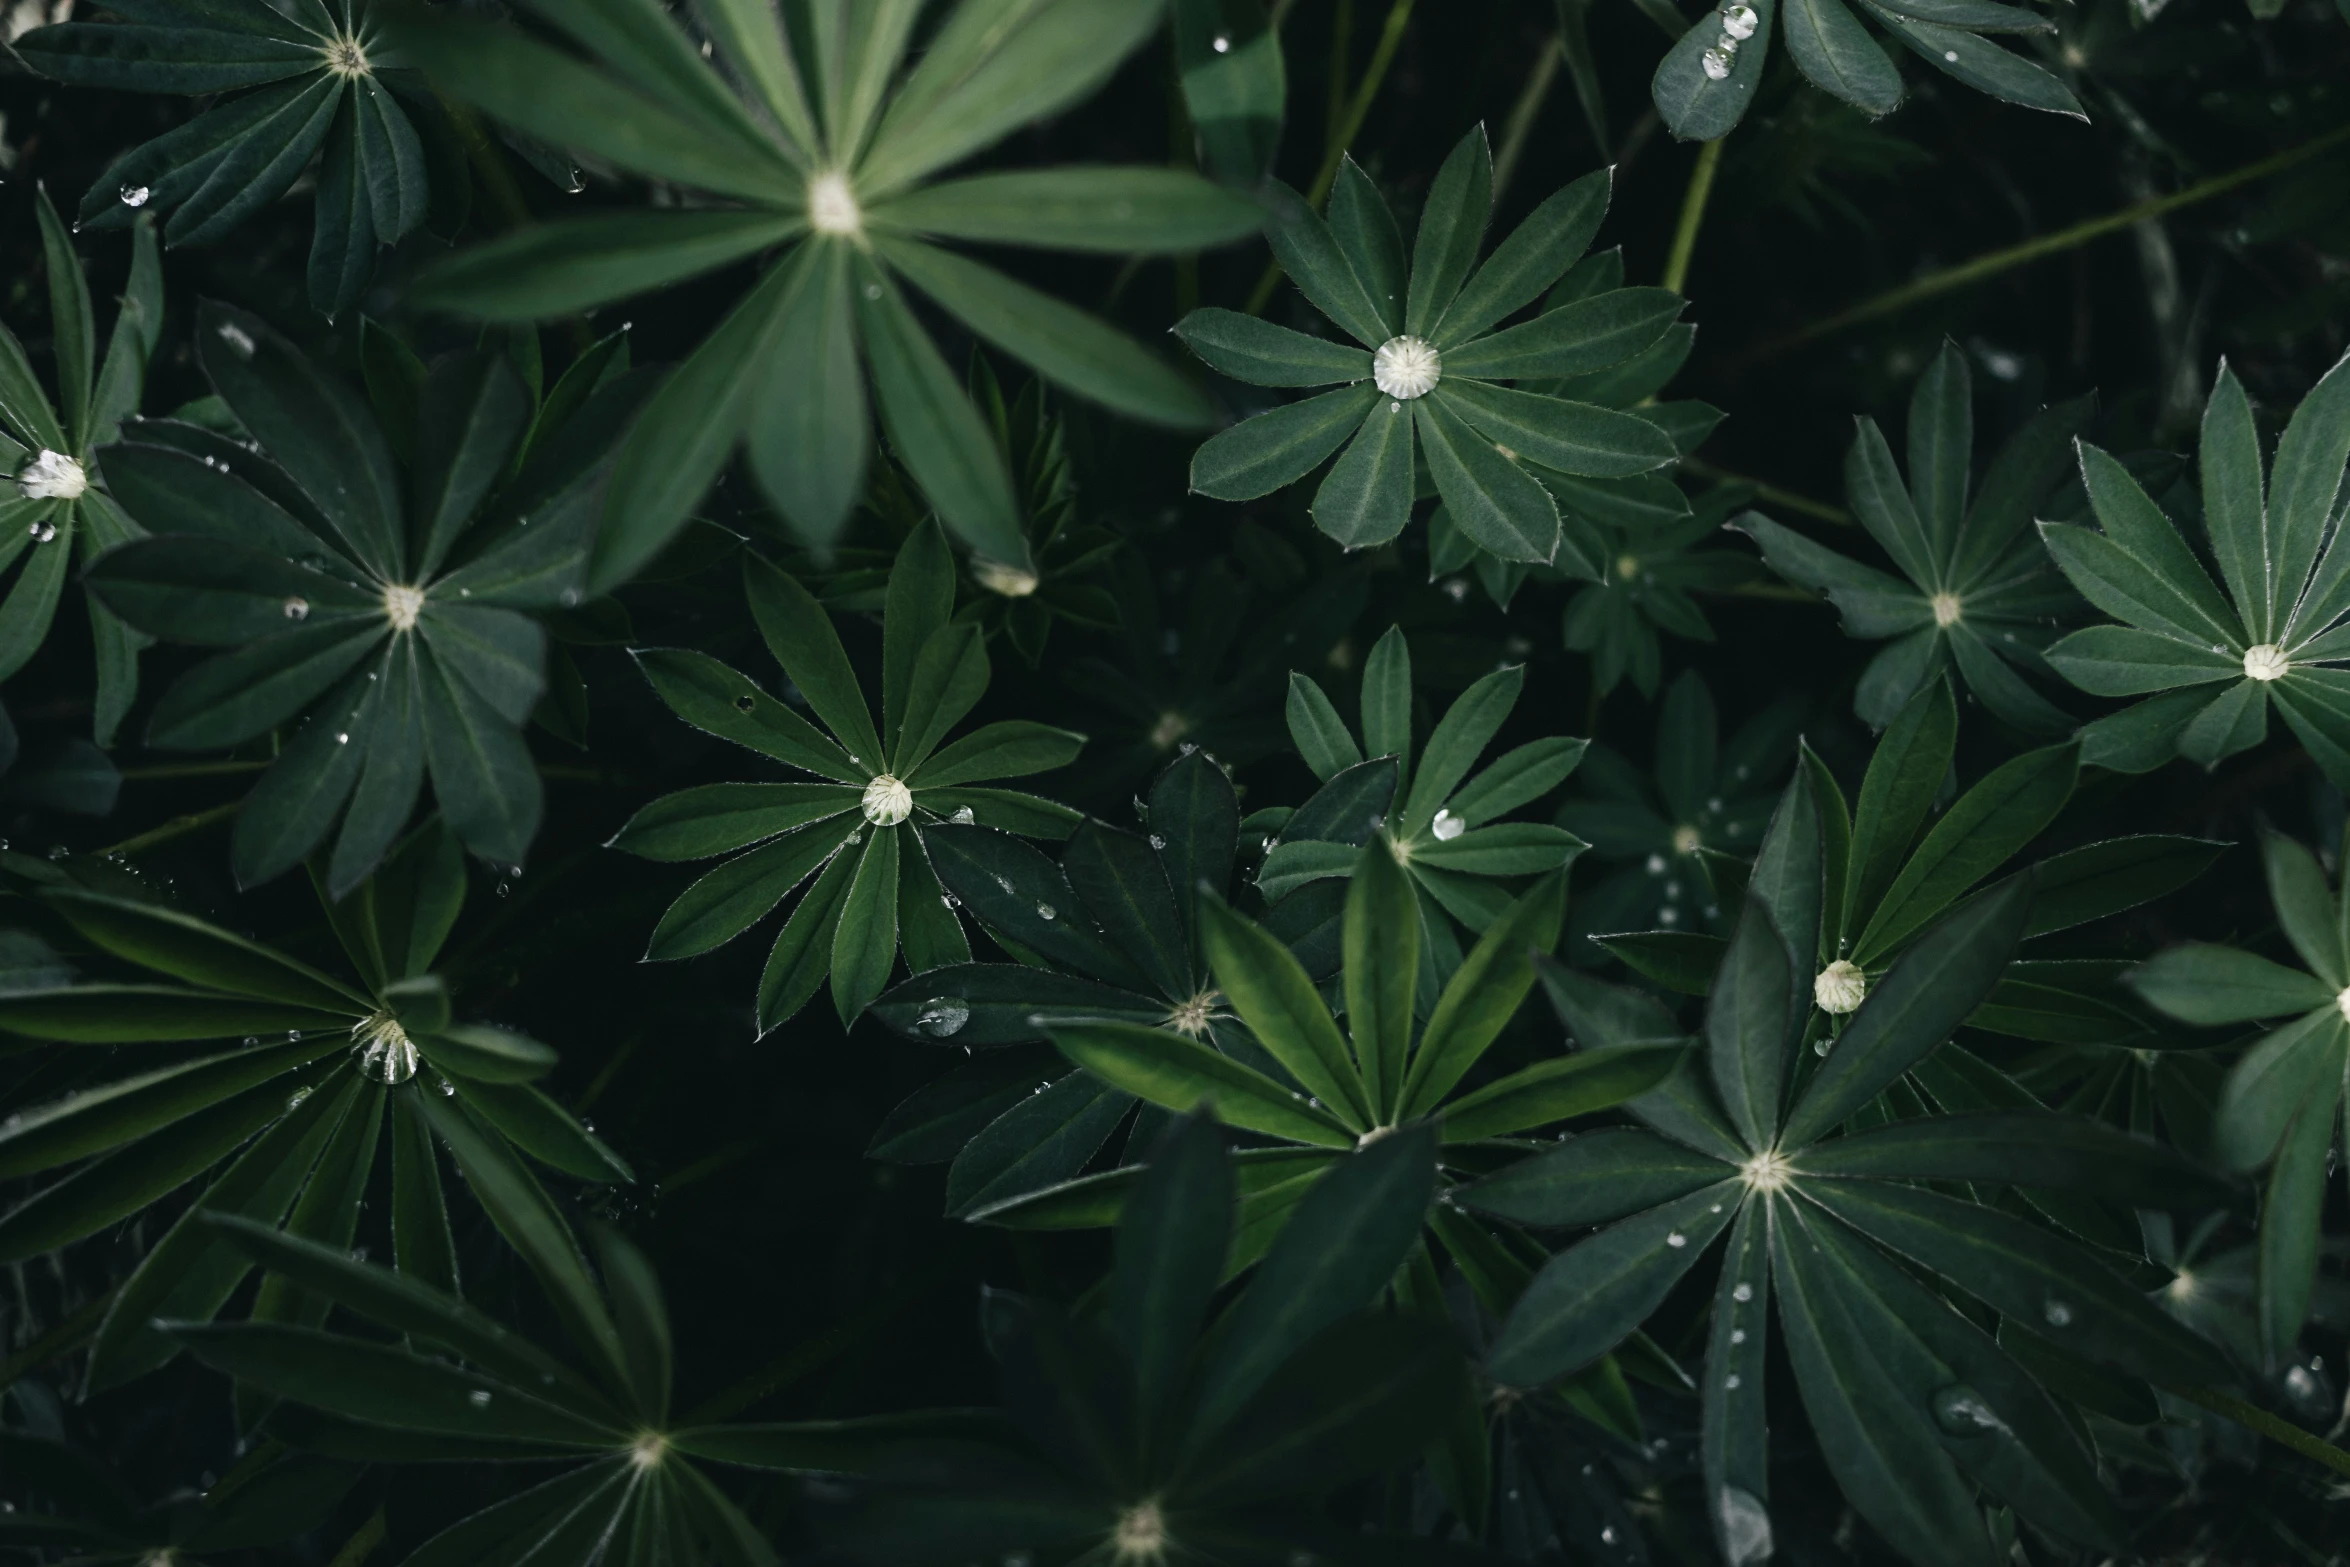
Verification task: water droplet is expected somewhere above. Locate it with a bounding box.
[1732,1282,1753,1302]
[1212,31,1231,51]
[1036,904,1056,921]
[286,1087,313,1111]
[1702,46,1733,79]
[286,1030,303,1043]
[1930,1384,2003,1436]
[949,806,976,824]
[734,693,756,711]
[436,1076,456,1097]
[1729,1329,1745,1344]
[1719,3,1760,38]
[119,184,151,207]
[336,732,350,744]
[1148,833,1167,850]
[915,998,970,1038]
[243,1036,260,1048]
[468,1389,492,1407]
[283,596,310,620]
[1431,808,1466,842]
[1724,1374,1740,1389]
[1667,1231,1687,1248]
[2042,1298,2073,1328]
[1717,1487,1773,1566]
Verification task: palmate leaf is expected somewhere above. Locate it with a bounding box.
[0,826,619,1391]
[1180,131,1680,564]
[1266,625,1585,988]
[19,0,435,318]
[90,306,643,893]
[620,526,1082,1029]
[1650,0,2079,140]
[2046,351,2350,782]
[1744,344,2089,734]
[176,1216,783,1565]
[2126,824,2350,1362]
[0,195,166,746]
[394,0,1261,590]
[1475,866,2227,1560]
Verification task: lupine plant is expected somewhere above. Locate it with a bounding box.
[3,0,2349,1560]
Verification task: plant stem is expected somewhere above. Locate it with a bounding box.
[1681,456,1852,525]
[1492,34,1564,203]
[1245,0,1418,316]
[96,798,242,859]
[118,759,268,781]
[2167,1383,2350,1480]
[0,1288,115,1393]
[324,1509,388,1567]
[1740,123,2350,362]
[1660,138,1724,297]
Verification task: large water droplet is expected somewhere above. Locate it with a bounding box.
[1431,808,1466,842]
[915,998,970,1038]
[1716,1486,1773,1566]
[120,184,152,207]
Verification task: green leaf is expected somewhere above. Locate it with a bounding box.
[2200,364,2271,642]
[1044,1019,1353,1147]
[1109,1112,1230,1424]
[2258,1088,2336,1363]
[421,1026,559,1085]
[1190,384,1379,501]
[1797,1109,2232,1206]
[878,166,1262,253]
[860,0,1168,195]
[1488,1180,1742,1387]
[1327,157,1407,338]
[745,240,867,548]
[1414,394,1560,564]
[34,191,93,449]
[1173,0,1284,183]
[1285,673,1363,782]
[1200,892,1373,1128]
[1440,288,1685,382]
[1442,380,1677,479]
[829,827,903,1022]
[1782,876,2032,1147]
[1344,838,1420,1122]
[854,258,1027,564]
[1457,1125,1727,1227]
[1651,0,1776,140]
[417,640,541,868]
[1863,5,2084,119]
[593,253,805,595]
[1401,873,1565,1117]
[1805,1177,2230,1385]
[414,211,802,321]
[1191,1123,1436,1435]
[633,647,862,784]
[1769,1199,2002,1567]
[1261,182,1391,348]
[2125,943,2332,1024]
[1783,0,1903,118]
[1434,169,1610,346]
[1405,127,1493,339]
[1062,823,1187,1000]
[1178,308,1371,388]
[946,1069,1133,1217]
[1439,1043,1684,1142]
[46,890,365,1011]
[881,237,1216,429]
[2024,835,2226,938]
[908,720,1084,786]
[1852,743,2075,965]
[2209,1009,2343,1171]
[1707,897,1797,1153]
[460,1082,631,1183]
[644,818,860,960]
[609,783,861,862]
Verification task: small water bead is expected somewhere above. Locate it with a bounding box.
[1148,833,1167,850]
[119,184,152,207]
[1724,1374,1740,1389]
[286,1087,313,1111]
[1667,1231,1688,1248]
[1036,903,1057,921]
[1720,2,1760,37]
[949,806,976,825]
[2042,1298,2073,1328]
[468,1389,492,1408]
[283,596,310,621]
[1732,1282,1754,1302]
[1729,1329,1745,1344]
[1716,1487,1773,1567]
[1431,808,1466,841]
[1702,46,1733,79]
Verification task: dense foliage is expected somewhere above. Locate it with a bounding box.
[2,0,2349,1563]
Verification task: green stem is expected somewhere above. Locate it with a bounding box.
[1740,124,2350,363]
[1660,138,1724,297]
[1680,456,1852,526]
[324,1508,388,1567]
[1245,0,1417,316]
[118,759,269,781]
[0,1288,115,1393]
[96,798,242,859]
[1492,34,1565,203]
[2166,1383,2350,1480]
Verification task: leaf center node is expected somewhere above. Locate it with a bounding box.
[1373,336,1441,401]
